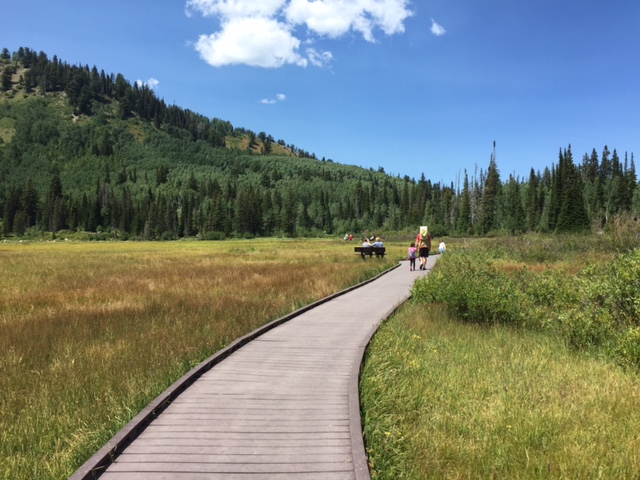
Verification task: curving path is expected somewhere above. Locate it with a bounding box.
[71,256,438,480]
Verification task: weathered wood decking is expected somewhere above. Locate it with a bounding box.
[72,256,437,480]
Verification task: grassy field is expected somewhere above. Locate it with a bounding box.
[4,234,639,479]
[362,234,640,479]
[362,302,640,479]
[0,238,395,480]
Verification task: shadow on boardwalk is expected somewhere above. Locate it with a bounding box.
[71,256,438,480]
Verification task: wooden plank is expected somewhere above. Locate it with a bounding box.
[130,437,352,448]
[124,444,350,455]
[113,453,353,464]
[102,472,355,480]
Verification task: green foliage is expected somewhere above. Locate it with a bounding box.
[559,250,640,366]
[414,237,640,369]
[414,253,531,326]
[605,213,640,253]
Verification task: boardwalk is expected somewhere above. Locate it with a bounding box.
[72,256,437,480]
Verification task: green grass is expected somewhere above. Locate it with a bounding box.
[361,302,640,479]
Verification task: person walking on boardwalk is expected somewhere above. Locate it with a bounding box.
[418,228,431,270]
[408,242,417,271]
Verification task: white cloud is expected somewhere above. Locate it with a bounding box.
[186,0,413,68]
[430,18,446,36]
[136,78,160,89]
[285,0,364,39]
[307,47,333,68]
[286,0,412,41]
[194,17,307,68]
[186,0,284,19]
[261,93,287,104]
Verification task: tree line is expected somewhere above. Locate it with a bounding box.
[1,47,638,240]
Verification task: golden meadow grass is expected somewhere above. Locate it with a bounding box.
[362,302,640,479]
[0,238,394,480]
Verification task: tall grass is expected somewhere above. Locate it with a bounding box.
[0,239,393,480]
[362,233,640,478]
[413,235,640,368]
[362,303,640,479]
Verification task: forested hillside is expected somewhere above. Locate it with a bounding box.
[1,47,638,240]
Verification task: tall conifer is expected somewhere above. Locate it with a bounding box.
[480,144,500,234]
[556,145,590,232]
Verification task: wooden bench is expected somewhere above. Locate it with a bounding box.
[354,246,386,259]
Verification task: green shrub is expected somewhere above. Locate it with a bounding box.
[615,327,640,368]
[418,244,640,369]
[605,214,640,253]
[560,249,640,353]
[413,253,529,326]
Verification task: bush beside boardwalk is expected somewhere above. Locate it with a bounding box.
[413,236,640,369]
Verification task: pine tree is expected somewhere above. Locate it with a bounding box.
[21,178,39,228]
[525,168,539,231]
[556,145,590,232]
[480,144,500,234]
[45,173,64,231]
[625,153,637,211]
[1,66,12,92]
[457,172,471,234]
[582,149,600,219]
[2,186,22,235]
[506,176,526,234]
[281,187,297,237]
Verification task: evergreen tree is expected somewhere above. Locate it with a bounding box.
[262,192,276,236]
[582,149,601,220]
[281,187,297,237]
[21,178,39,228]
[525,168,539,231]
[44,173,64,231]
[625,153,637,211]
[480,145,500,234]
[548,150,564,231]
[1,66,13,92]
[556,145,590,232]
[457,171,471,234]
[506,176,526,234]
[321,190,333,233]
[536,167,552,232]
[2,186,22,235]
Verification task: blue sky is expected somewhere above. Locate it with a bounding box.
[2,0,639,186]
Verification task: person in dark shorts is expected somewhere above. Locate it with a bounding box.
[418,236,431,270]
